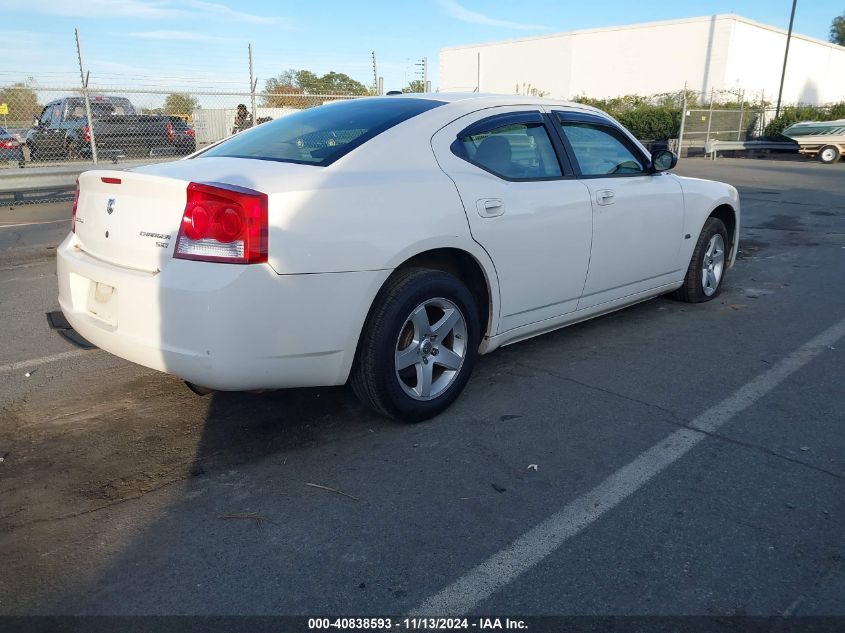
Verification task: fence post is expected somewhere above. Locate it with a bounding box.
[248,43,257,126]
[677,84,687,159]
[705,87,714,146]
[75,27,98,164]
[737,90,745,140]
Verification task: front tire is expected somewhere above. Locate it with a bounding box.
[672,217,729,303]
[818,145,840,164]
[351,268,480,422]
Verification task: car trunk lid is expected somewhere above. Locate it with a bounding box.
[74,169,188,273]
[73,157,322,273]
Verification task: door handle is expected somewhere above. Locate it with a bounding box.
[596,189,615,206]
[477,198,504,218]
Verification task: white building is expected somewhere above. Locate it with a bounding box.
[439,14,845,105]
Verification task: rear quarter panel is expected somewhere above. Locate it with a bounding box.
[262,112,502,344]
[263,115,495,276]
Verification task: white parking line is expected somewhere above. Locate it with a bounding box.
[410,316,845,616]
[0,219,69,230]
[0,349,98,375]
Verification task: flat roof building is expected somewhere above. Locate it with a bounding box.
[439,14,845,104]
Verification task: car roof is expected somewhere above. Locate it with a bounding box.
[388,92,603,113]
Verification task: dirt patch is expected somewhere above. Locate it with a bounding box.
[753,214,806,232]
[737,238,767,260]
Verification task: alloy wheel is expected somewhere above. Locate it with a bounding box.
[394,298,468,401]
[701,234,725,297]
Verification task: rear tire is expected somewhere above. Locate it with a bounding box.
[818,145,840,164]
[351,268,480,422]
[672,217,729,303]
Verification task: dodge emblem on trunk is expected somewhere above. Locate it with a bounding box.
[106,198,116,215]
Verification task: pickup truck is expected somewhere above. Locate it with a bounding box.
[26,95,174,161]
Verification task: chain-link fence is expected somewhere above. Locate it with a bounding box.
[680,107,773,145]
[0,84,362,169]
[675,88,772,153]
[0,84,366,206]
[0,78,827,207]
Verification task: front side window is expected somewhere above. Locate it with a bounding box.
[453,120,562,180]
[558,121,645,176]
[200,97,444,166]
[39,105,53,126]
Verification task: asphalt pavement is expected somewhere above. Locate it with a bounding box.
[0,157,843,620]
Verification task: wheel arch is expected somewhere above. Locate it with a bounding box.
[355,240,501,355]
[393,247,496,342]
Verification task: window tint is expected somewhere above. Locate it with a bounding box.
[453,121,561,180]
[200,98,444,166]
[559,122,645,176]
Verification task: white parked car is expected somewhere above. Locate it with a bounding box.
[57,94,740,421]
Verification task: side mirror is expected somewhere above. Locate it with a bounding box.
[651,149,678,172]
[32,117,41,128]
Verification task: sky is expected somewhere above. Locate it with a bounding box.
[0,0,841,102]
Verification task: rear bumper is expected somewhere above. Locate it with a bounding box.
[57,234,389,390]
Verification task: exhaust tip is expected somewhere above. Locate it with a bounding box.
[185,381,215,396]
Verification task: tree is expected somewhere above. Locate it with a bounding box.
[164,93,198,117]
[402,80,426,93]
[0,83,41,126]
[263,69,370,108]
[831,11,845,45]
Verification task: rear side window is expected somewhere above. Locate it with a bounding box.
[200,98,445,166]
[453,120,562,180]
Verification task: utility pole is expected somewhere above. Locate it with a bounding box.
[371,51,379,95]
[75,27,97,164]
[248,43,257,124]
[414,57,428,92]
[475,52,481,92]
[775,0,797,119]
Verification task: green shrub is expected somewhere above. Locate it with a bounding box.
[572,96,681,140]
[615,107,681,142]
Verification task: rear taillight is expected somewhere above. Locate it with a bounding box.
[185,128,195,136]
[0,139,18,149]
[166,122,174,140]
[82,126,91,143]
[174,182,268,264]
[71,179,80,233]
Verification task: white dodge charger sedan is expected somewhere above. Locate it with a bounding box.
[58,94,739,421]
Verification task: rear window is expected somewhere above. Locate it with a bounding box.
[66,97,136,120]
[199,97,445,166]
[168,117,191,129]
